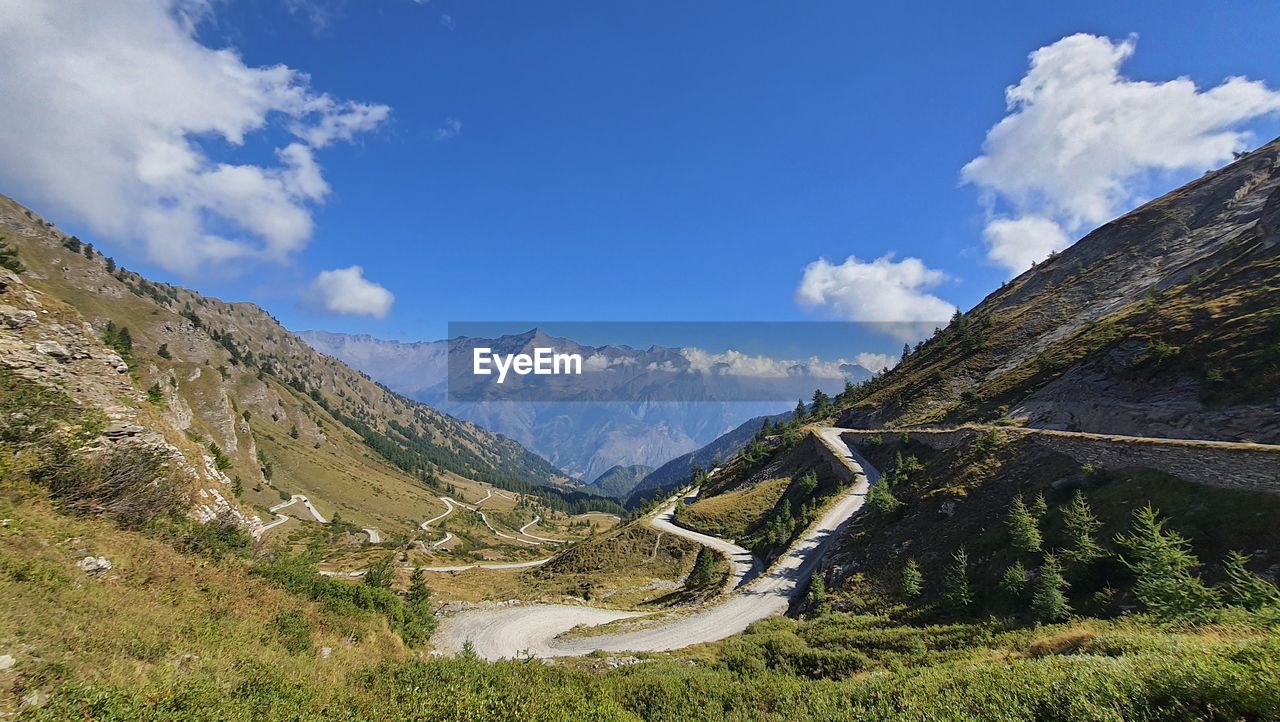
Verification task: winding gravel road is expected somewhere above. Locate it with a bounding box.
[654,491,760,589]
[433,429,879,660]
[256,494,328,538]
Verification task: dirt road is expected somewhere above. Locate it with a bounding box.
[433,429,878,659]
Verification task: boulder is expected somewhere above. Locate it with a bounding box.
[102,422,144,439]
[76,555,113,576]
[33,340,71,360]
[0,304,37,329]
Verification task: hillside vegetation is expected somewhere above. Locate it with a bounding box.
[833,138,1280,444]
[0,194,619,542]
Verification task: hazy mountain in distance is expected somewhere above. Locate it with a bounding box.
[588,464,654,498]
[300,330,870,480]
[625,410,792,503]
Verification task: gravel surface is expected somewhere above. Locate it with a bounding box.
[433,429,879,660]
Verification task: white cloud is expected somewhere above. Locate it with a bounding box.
[854,352,897,373]
[306,266,395,318]
[963,33,1280,275]
[681,348,852,379]
[0,0,389,275]
[440,14,456,31]
[980,215,1070,275]
[795,255,956,327]
[433,117,462,142]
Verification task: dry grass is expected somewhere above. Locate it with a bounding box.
[678,477,791,541]
[0,491,404,715]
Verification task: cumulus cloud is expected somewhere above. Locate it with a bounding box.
[854,352,897,374]
[0,0,389,275]
[980,215,1070,276]
[681,348,851,379]
[433,117,462,142]
[305,266,395,318]
[964,33,1280,275]
[795,255,956,330]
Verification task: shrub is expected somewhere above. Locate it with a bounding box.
[270,610,314,654]
[0,237,23,272]
[33,444,185,529]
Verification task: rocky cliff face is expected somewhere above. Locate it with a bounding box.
[0,264,257,530]
[840,137,1280,443]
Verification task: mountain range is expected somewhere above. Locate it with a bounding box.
[301,329,870,484]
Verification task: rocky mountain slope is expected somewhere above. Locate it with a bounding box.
[0,194,593,536]
[836,137,1280,443]
[626,411,790,503]
[587,464,654,498]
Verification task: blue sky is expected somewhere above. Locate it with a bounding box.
[2,0,1279,349]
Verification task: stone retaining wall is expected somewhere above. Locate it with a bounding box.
[837,427,1280,495]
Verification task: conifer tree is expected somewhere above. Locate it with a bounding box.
[1221,550,1280,611]
[1115,505,1219,620]
[811,389,831,417]
[408,566,431,607]
[867,481,903,515]
[900,559,923,600]
[1029,492,1048,519]
[363,554,395,589]
[793,398,807,422]
[1031,553,1071,622]
[1006,496,1043,555]
[944,548,973,611]
[998,561,1029,605]
[1062,490,1104,566]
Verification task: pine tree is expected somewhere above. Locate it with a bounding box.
[1221,550,1280,611]
[1031,553,1071,622]
[1115,505,1220,620]
[1029,492,1048,519]
[944,548,973,611]
[998,561,1029,605]
[867,482,903,515]
[408,566,431,607]
[811,389,831,417]
[1062,490,1103,566]
[900,559,923,600]
[793,399,807,422]
[688,548,718,589]
[1006,496,1043,555]
[808,574,828,608]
